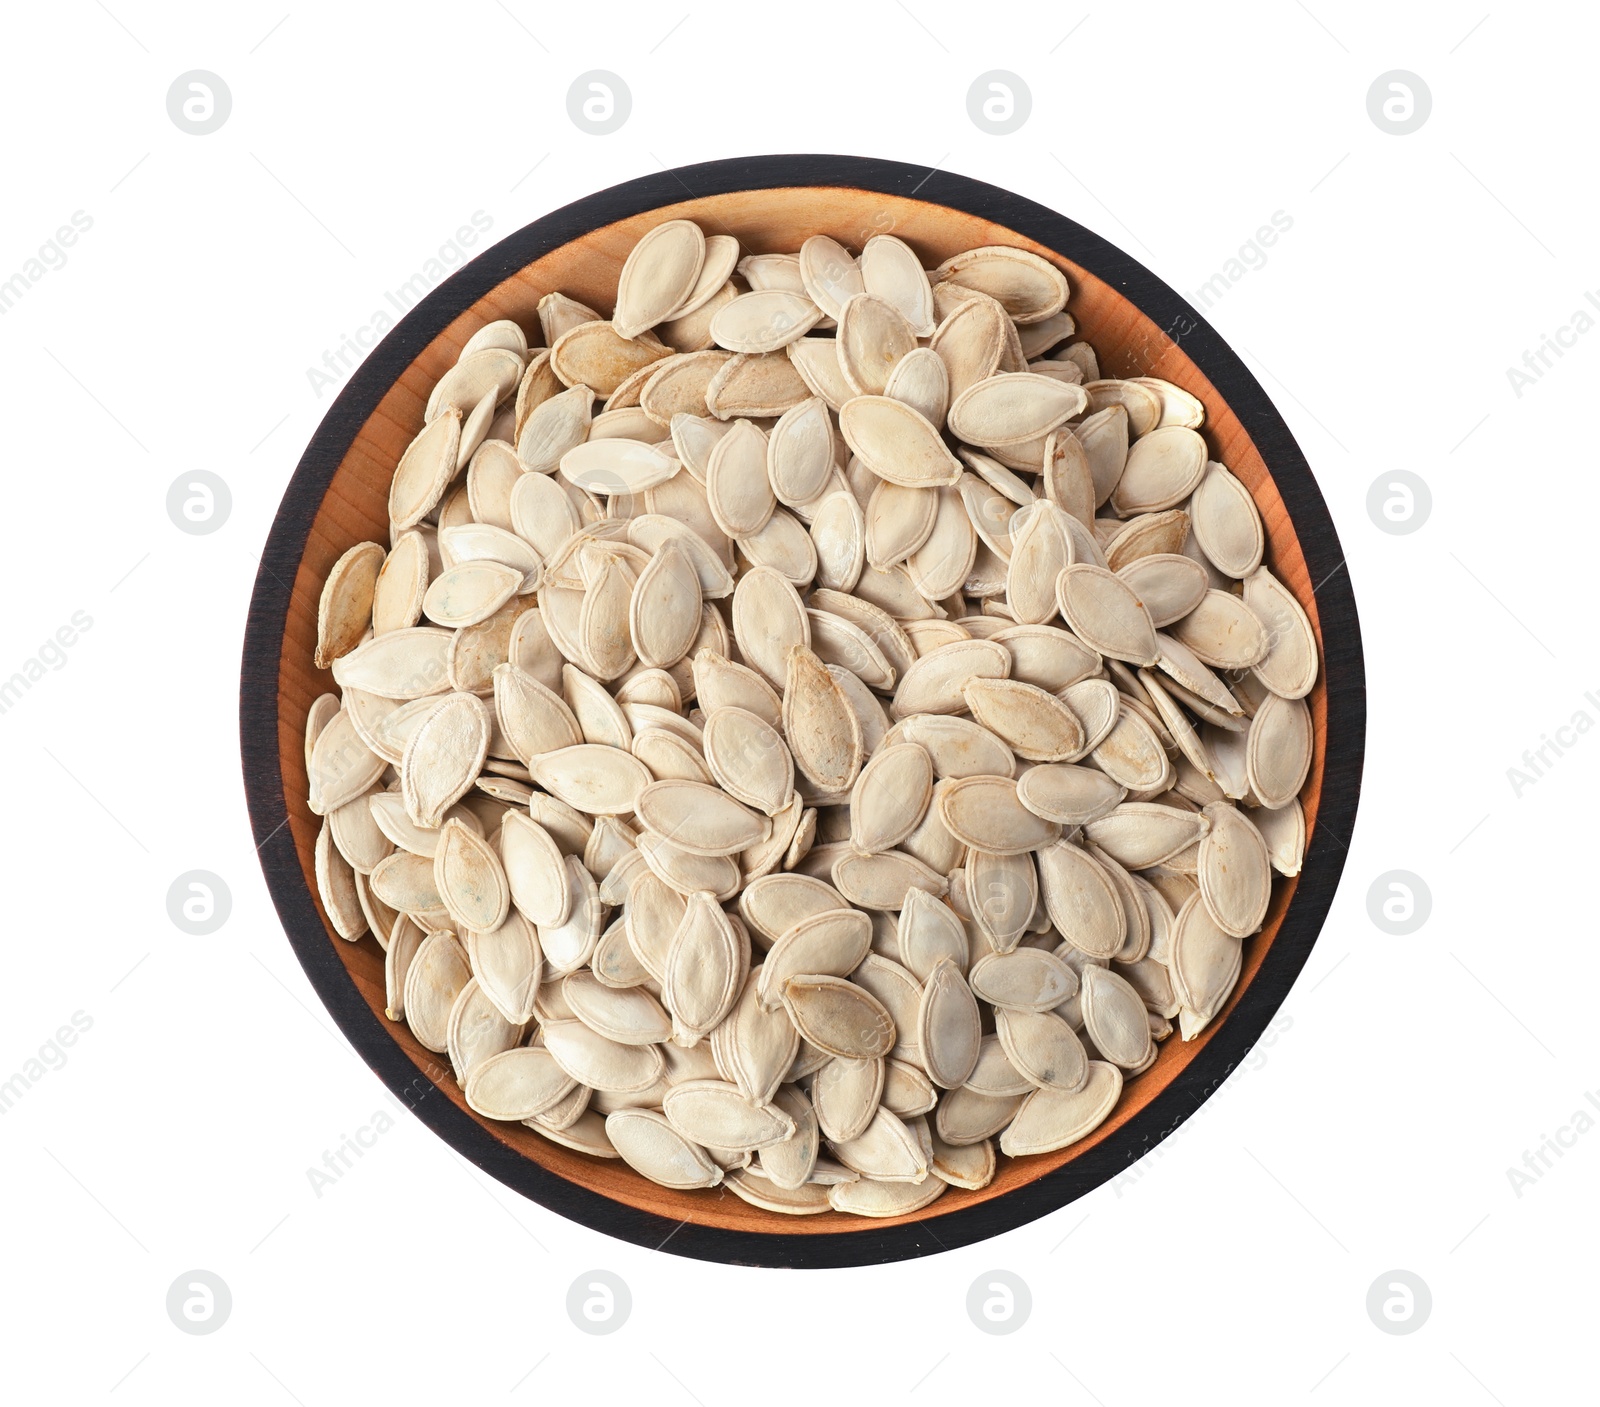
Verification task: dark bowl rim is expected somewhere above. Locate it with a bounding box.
[240,152,1365,1270]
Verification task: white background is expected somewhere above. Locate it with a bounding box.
[1,1,1591,1401]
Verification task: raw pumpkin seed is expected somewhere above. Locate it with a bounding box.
[612,221,707,339]
[999,1061,1122,1155]
[1246,692,1313,808]
[937,775,1061,855]
[606,1108,723,1189]
[465,1046,574,1121]
[307,217,1321,1215]
[918,958,982,1088]
[1056,563,1159,665]
[434,817,510,933]
[811,1056,886,1142]
[781,974,895,1060]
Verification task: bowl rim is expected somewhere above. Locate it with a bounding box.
[240,153,1365,1268]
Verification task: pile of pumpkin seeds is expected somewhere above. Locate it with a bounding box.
[305,220,1316,1218]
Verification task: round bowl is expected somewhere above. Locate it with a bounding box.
[241,154,1364,1268]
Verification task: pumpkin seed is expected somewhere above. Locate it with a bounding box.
[829,1106,928,1181]
[1253,797,1305,876]
[755,1085,822,1189]
[847,743,933,853]
[543,1018,665,1092]
[314,818,366,939]
[1197,801,1273,936]
[307,220,1321,1215]
[996,1008,1088,1092]
[1169,892,1243,1039]
[832,849,948,911]
[892,638,1010,718]
[390,410,463,529]
[1085,378,1162,436]
[1244,566,1319,700]
[887,713,1014,778]
[400,693,490,827]
[999,1061,1122,1155]
[315,542,384,669]
[787,337,855,410]
[1190,461,1264,577]
[1117,553,1208,627]
[838,396,962,488]
[1085,802,1211,871]
[1005,501,1072,623]
[564,970,672,1045]
[781,974,895,1060]
[714,971,800,1104]
[1079,964,1154,1068]
[1246,692,1313,808]
[1170,589,1269,669]
[467,912,542,1025]
[811,1056,886,1142]
[970,948,1077,1012]
[529,744,650,816]
[937,1086,1025,1145]
[883,346,950,425]
[938,775,1061,855]
[307,708,387,817]
[1091,703,1172,791]
[883,1057,939,1117]
[1112,425,1208,514]
[465,1046,575,1121]
[493,662,582,764]
[558,436,680,496]
[929,1131,996,1190]
[402,931,471,1052]
[612,220,707,339]
[1016,763,1125,825]
[705,350,810,419]
[896,887,968,981]
[665,1079,798,1148]
[434,817,509,933]
[709,289,822,354]
[663,893,746,1044]
[540,856,604,974]
[606,1108,723,1189]
[918,958,982,1088]
[517,384,593,473]
[860,235,936,335]
[783,645,863,793]
[331,627,453,701]
[756,908,874,1015]
[934,246,1069,324]
[765,396,834,507]
[1056,563,1159,665]
[732,566,809,688]
[637,779,769,857]
[639,831,741,900]
[565,664,634,748]
[798,234,865,320]
[837,294,918,396]
[963,677,1086,762]
[898,485,974,602]
[965,848,1037,951]
[1072,405,1129,506]
[446,978,527,1083]
[421,560,521,629]
[1038,841,1126,959]
[948,372,1087,446]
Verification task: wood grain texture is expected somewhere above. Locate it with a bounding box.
[243,157,1362,1265]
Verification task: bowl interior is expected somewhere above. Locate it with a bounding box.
[270,183,1327,1238]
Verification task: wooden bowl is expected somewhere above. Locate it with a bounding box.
[241,155,1364,1268]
